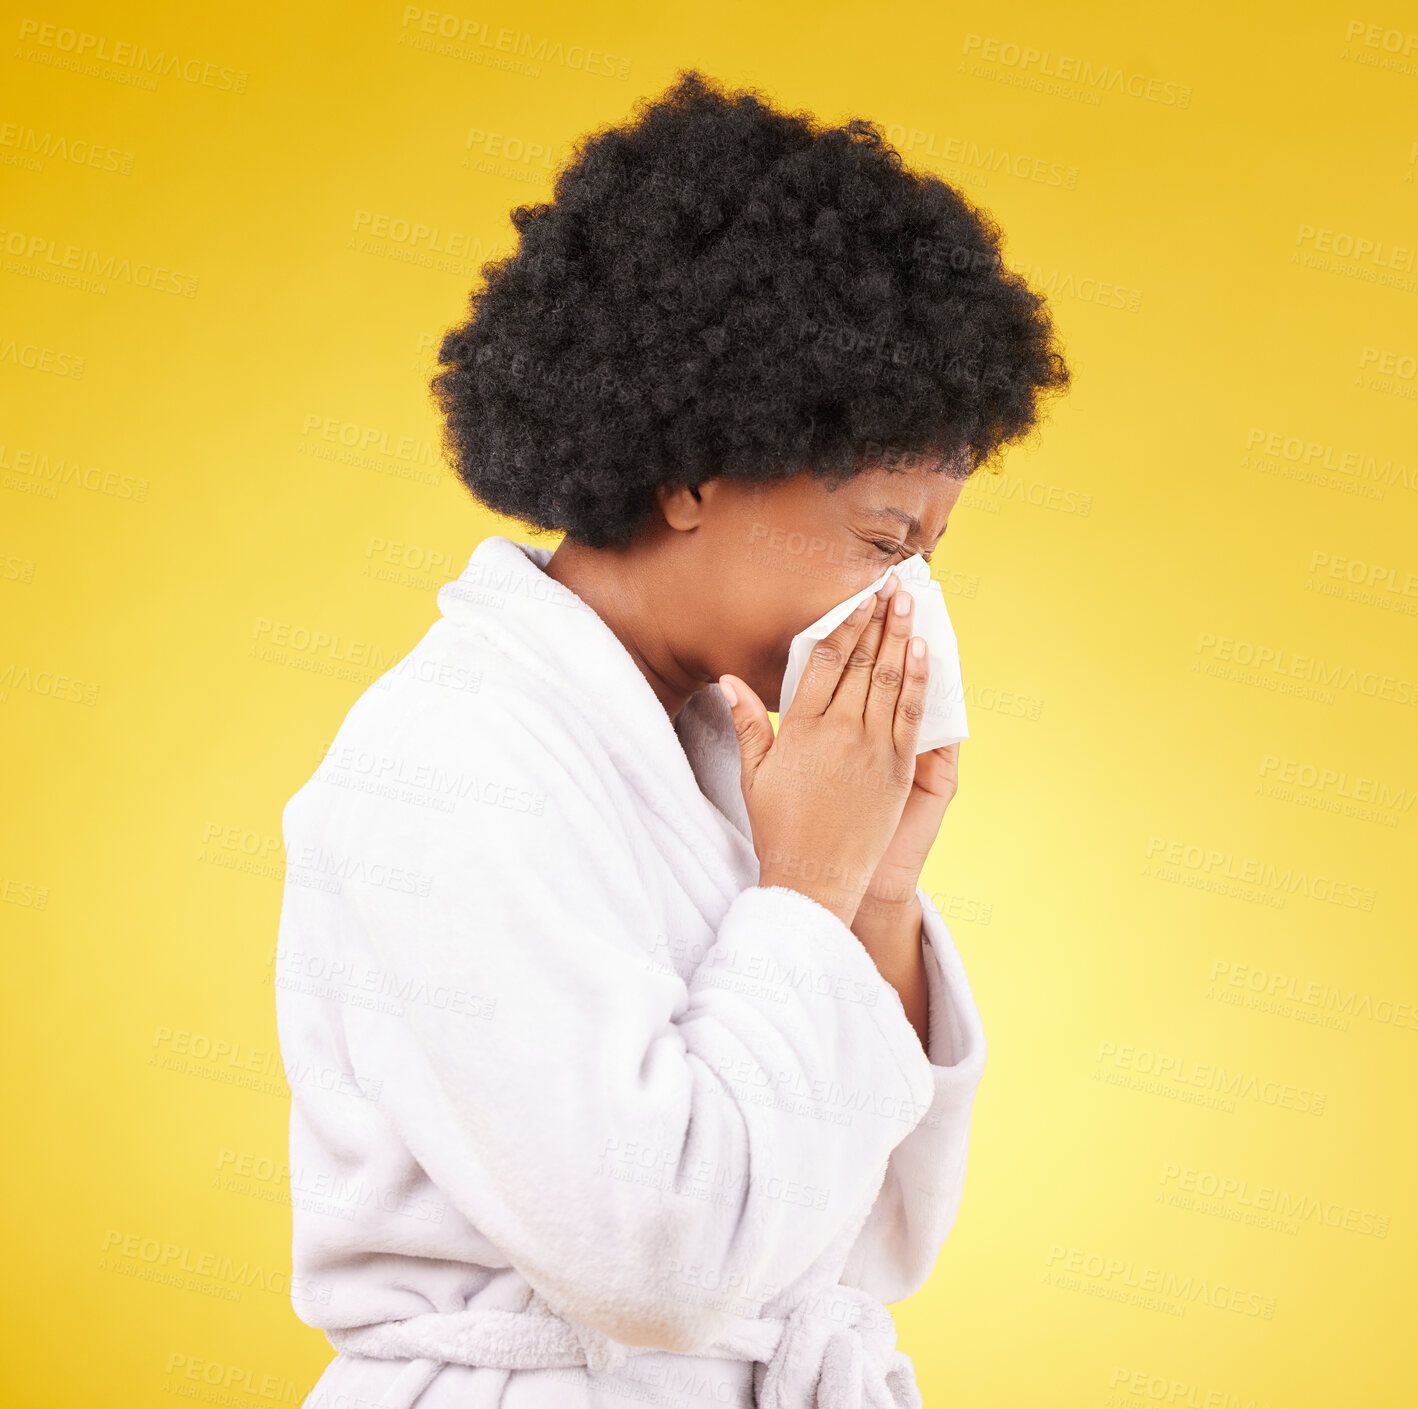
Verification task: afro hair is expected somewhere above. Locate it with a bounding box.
[430,68,1072,549]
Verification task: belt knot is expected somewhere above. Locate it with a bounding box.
[755,1283,923,1409]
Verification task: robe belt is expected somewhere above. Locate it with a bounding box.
[326,1280,924,1409]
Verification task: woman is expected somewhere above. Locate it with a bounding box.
[275,69,1070,1409]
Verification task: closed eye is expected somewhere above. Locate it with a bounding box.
[871,538,934,566]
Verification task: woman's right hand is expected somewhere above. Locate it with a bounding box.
[718,574,930,927]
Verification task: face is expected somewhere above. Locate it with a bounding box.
[656,460,967,711]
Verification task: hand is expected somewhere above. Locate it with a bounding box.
[850,744,960,1055]
[856,743,960,918]
[719,573,929,926]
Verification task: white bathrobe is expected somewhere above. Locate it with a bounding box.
[273,535,988,1409]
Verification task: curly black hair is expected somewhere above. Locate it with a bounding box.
[430,68,1072,550]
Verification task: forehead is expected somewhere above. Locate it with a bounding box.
[840,463,965,537]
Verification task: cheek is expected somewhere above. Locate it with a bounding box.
[727,584,869,701]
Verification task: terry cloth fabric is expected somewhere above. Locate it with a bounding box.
[273,535,988,1409]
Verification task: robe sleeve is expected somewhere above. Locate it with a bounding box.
[838,887,988,1304]
[290,702,942,1357]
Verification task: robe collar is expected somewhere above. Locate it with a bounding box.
[436,535,758,897]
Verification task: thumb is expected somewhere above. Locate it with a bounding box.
[718,675,774,780]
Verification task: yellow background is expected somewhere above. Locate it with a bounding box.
[3,2,1415,1405]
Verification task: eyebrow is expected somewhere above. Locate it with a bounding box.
[861,506,948,542]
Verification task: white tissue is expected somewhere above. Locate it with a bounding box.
[777,554,969,753]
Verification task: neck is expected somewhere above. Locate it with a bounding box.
[544,537,704,720]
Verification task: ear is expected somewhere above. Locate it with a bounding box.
[655,480,706,530]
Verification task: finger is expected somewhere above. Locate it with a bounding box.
[826,573,899,721]
[719,674,775,779]
[892,634,931,756]
[913,743,959,797]
[937,742,960,788]
[784,590,878,722]
[862,577,916,740]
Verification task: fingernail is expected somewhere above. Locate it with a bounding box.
[910,637,925,658]
[719,677,738,707]
[893,589,912,615]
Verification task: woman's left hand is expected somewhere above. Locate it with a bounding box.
[861,743,960,908]
[850,743,959,1050]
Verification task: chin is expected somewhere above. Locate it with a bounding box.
[754,663,785,713]
[723,652,785,713]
